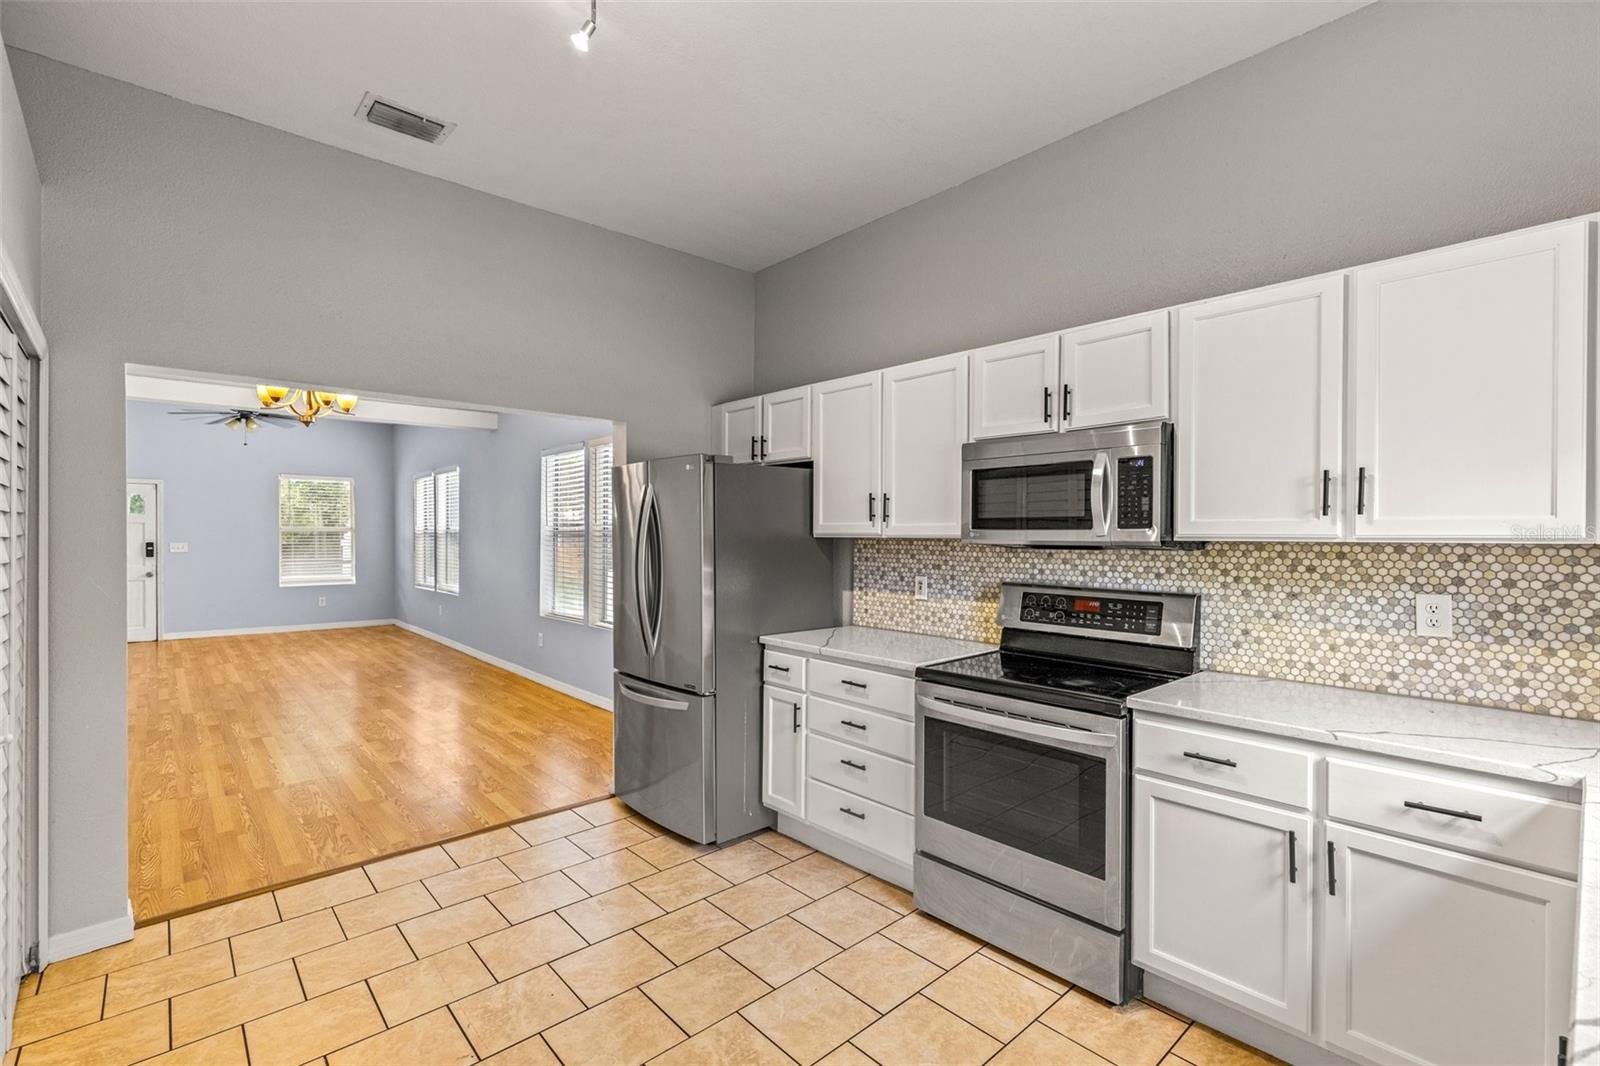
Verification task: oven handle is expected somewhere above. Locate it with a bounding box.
[1090,452,1110,537]
[916,696,1119,750]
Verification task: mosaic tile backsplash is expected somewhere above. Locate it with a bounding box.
[852,539,1600,720]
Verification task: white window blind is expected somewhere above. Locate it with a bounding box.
[413,474,436,590]
[542,446,588,622]
[279,475,355,586]
[587,438,614,627]
[437,468,460,595]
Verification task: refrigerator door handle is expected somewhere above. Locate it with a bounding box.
[635,483,664,657]
[618,681,690,711]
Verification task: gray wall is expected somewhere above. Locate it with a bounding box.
[753,2,1600,391]
[13,50,752,940]
[0,21,41,327]
[393,411,614,702]
[125,400,398,634]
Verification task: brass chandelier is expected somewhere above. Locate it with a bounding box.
[255,384,359,426]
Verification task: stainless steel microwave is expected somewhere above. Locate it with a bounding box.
[961,421,1176,547]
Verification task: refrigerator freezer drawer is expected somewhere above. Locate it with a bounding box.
[613,674,715,843]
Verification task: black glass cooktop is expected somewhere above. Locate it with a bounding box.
[918,650,1177,712]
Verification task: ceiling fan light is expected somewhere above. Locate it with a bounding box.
[225,416,241,429]
[245,417,261,432]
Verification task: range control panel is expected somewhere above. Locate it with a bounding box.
[1116,455,1155,530]
[1018,591,1163,635]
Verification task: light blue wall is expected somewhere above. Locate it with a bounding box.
[125,400,398,633]
[393,411,615,702]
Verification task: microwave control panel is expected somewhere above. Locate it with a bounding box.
[1018,592,1162,635]
[1116,456,1154,529]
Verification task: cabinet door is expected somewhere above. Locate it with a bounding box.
[882,353,968,537]
[1132,776,1313,1033]
[969,334,1060,440]
[1061,311,1170,429]
[712,397,762,463]
[1175,275,1345,539]
[762,386,812,464]
[1323,823,1575,1066]
[812,371,883,537]
[762,687,806,818]
[1351,221,1590,541]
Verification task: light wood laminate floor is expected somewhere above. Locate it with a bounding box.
[12,800,1282,1066]
[128,626,614,922]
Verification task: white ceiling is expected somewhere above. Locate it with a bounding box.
[3,0,1363,270]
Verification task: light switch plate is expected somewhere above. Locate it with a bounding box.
[168,542,189,553]
[1416,594,1454,638]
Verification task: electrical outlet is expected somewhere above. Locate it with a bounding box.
[168,542,189,554]
[438,603,444,617]
[538,632,545,648]
[914,576,929,600]
[1416,594,1454,638]
[317,596,326,607]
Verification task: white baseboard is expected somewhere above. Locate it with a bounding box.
[160,618,400,641]
[47,899,134,963]
[394,620,613,711]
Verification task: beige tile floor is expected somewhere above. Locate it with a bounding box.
[6,797,1284,1066]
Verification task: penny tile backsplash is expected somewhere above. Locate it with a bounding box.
[851,539,1600,719]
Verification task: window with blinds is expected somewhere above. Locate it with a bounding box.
[541,446,588,622]
[586,438,614,627]
[413,468,459,594]
[278,475,355,585]
[413,474,436,590]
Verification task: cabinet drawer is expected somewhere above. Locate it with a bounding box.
[1326,758,1581,878]
[763,649,806,690]
[807,778,914,863]
[808,658,914,718]
[807,732,914,813]
[807,695,914,761]
[1134,717,1313,809]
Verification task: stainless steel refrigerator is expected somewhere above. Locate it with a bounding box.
[613,455,834,844]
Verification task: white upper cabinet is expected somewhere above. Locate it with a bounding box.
[1176,275,1346,540]
[1061,311,1170,429]
[882,353,969,538]
[711,396,762,463]
[1323,823,1576,1066]
[762,385,812,464]
[811,371,883,537]
[1350,220,1591,541]
[969,333,1061,440]
[1132,776,1314,1034]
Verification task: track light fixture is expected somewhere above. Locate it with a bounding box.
[571,0,597,52]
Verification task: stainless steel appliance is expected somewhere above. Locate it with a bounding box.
[613,455,834,844]
[913,583,1200,1003]
[961,421,1177,547]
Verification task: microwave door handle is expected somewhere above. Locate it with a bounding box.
[1090,453,1110,537]
[916,697,1119,750]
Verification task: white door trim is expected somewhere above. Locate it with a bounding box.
[126,479,164,643]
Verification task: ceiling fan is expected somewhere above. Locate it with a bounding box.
[166,408,296,443]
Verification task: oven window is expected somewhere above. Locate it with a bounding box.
[923,716,1107,878]
[970,461,1094,531]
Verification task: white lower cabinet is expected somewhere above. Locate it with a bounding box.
[1322,823,1575,1066]
[761,653,915,871]
[1132,712,1581,1066]
[761,685,806,819]
[1132,776,1313,1033]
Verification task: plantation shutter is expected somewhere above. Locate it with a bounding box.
[541,447,587,621]
[278,476,355,585]
[413,474,435,590]
[437,468,460,594]
[0,320,33,1029]
[586,439,614,627]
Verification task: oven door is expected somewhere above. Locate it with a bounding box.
[915,681,1125,929]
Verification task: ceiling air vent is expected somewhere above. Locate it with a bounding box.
[354,92,456,145]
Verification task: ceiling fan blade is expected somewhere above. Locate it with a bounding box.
[206,416,236,424]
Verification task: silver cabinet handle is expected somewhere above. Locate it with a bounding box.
[618,682,689,711]
[1182,750,1237,768]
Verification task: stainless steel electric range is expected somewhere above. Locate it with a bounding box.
[912,582,1200,1004]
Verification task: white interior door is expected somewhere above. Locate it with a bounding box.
[127,481,158,642]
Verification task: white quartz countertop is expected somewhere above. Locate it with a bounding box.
[759,626,994,673]
[1129,671,1600,1066]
